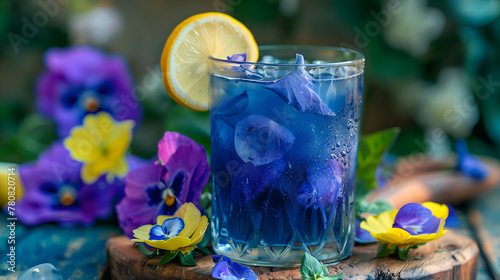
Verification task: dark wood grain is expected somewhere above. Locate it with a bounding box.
[107,230,478,279]
[469,180,500,280]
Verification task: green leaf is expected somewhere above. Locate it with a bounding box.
[195,245,210,255]
[356,127,400,197]
[317,274,343,280]
[300,253,328,280]
[157,250,178,267]
[178,252,197,266]
[355,199,393,219]
[397,247,410,261]
[137,243,155,256]
[198,225,211,248]
[198,192,212,209]
[376,243,397,258]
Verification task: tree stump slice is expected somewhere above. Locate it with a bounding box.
[106,230,478,279]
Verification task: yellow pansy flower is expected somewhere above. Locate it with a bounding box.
[64,112,134,184]
[131,203,209,255]
[361,202,449,260]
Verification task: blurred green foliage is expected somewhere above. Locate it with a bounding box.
[1,0,500,165]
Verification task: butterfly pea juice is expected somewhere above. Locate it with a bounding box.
[209,47,364,266]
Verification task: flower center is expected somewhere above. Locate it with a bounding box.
[162,188,176,206]
[84,97,100,112]
[58,186,77,206]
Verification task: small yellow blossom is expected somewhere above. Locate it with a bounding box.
[64,112,134,184]
[131,203,209,254]
[361,202,448,249]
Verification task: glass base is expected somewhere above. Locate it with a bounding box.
[212,234,354,267]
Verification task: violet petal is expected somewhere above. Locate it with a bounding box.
[227,53,247,62]
[393,203,441,235]
[354,218,377,243]
[264,54,333,116]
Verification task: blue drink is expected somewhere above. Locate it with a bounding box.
[209,46,364,266]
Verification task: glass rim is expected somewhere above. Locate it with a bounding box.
[208,45,365,67]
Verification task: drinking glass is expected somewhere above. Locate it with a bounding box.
[209,46,364,266]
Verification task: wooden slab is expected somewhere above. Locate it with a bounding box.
[469,180,500,280]
[106,230,478,279]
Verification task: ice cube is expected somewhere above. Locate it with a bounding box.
[234,114,295,166]
[17,263,63,280]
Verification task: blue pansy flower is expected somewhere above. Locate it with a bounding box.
[212,255,258,280]
[455,138,489,180]
[149,217,184,240]
[36,46,141,137]
[265,54,333,116]
[234,114,295,166]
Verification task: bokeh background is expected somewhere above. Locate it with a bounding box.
[1,0,500,164]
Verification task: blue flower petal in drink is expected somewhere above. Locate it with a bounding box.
[393,203,441,235]
[227,53,247,62]
[213,119,235,150]
[265,54,333,116]
[215,91,249,117]
[296,158,342,244]
[229,159,287,204]
[301,158,343,207]
[234,114,295,166]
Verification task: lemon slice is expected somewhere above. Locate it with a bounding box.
[161,12,258,111]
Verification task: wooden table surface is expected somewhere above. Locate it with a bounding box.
[1,185,499,280]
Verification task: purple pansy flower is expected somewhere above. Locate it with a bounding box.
[116,132,210,238]
[16,142,118,226]
[265,54,333,116]
[393,203,441,235]
[234,114,295,166]
[455,138,489,180]
[212,255,258,280]
[36,46,141,137]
